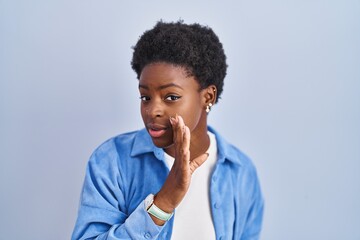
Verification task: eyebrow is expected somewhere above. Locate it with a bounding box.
[138,83,184,90]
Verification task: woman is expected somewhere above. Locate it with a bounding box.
[72,20,264,240]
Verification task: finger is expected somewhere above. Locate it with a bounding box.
[182,125,190,153]
[169,116,178,143]
[175,115,185,148]
[181,126,191,164]
[189,153,209,174]
[177,114,185,127]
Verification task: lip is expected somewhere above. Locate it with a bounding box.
[147,123,169,138]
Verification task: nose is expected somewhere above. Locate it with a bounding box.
[146,100,163,118]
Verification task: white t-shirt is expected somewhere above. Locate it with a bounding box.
[164,131,218,239]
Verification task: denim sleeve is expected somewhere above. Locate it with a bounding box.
[71,147,166,240]
[241,168,264,240]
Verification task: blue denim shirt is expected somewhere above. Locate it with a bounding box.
[72,126,264,240]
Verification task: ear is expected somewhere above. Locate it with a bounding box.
[201,85,217,107]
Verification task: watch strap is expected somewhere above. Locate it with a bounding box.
[145,194,174,221]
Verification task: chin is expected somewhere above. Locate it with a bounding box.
[151,138,174,149]
[147,129,174,149]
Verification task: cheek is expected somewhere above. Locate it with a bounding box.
[140,105,147,121]
[181,102,203,130]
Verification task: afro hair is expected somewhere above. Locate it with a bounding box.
[131,20,227,103]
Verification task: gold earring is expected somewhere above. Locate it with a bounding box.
[206,103,213,113]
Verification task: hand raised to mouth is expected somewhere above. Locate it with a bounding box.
[149,115,209,226]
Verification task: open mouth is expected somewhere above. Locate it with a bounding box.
[148,128,167,138]
[147,123,168,138]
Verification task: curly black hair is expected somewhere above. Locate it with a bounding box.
[131,20,227,103]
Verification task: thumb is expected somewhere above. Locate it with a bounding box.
[189,153,209,174]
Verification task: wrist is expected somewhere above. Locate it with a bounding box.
[153,193,176,213]
[145,194,174,225]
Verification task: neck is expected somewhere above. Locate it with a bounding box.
[188,124,210,161]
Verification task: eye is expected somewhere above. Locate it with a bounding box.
[139,96,150,102]
[165,95,181,101]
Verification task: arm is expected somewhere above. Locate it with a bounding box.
[71,148,164,240]
[241,169,264,240]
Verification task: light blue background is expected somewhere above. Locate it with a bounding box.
[1,1,359,239]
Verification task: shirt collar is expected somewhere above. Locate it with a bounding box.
[130,128,160,157]
[130,126,243,166]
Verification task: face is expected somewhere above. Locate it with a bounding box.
[139,62,207,149]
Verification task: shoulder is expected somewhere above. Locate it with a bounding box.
[88,128,155,167]
[209,127,263,201]
[223,142,260,187]
[91,130,138,155]
[88,129,149,166]
[209,126,262,192]
[209,126,256,169]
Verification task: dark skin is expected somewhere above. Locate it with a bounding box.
[139,62,217,225]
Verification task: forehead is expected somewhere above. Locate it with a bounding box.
[139,63,200,90]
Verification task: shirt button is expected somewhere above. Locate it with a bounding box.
[144,232,151,239]
[212,175,217,182]
[214,202,220,209]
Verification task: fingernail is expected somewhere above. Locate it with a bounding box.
[169,116,174,125]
